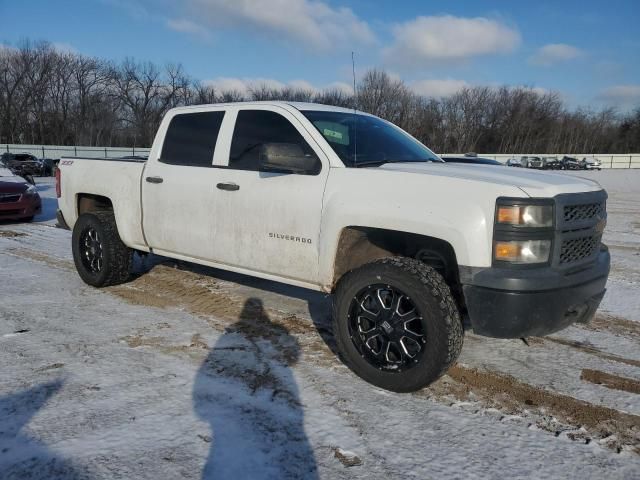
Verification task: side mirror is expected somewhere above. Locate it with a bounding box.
[259,143,319,175]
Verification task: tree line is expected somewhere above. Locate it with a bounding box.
[1,41,639,153]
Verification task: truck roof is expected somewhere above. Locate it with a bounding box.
[167,101,367,116]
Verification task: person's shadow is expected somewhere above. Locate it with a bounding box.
[0,380,87,479]
[193,298,318,479]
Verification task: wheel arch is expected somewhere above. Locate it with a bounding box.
[330,226,461,293]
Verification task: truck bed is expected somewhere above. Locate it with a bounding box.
[57,156,148,250]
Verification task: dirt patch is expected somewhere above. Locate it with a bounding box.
[581,369,640,394]
[545,336,640,368]
[333,447,362,467]
[581,314,640,339]
[447,364,640,450]
[0,230,27,238]
[109,264,334,365]
[121,332,209,356]
[35,363,65,372]
[6,247,74,271]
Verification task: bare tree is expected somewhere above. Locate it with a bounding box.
[0,41,638,153]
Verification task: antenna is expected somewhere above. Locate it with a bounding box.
[351,51,358,164]
[351,51,357,105]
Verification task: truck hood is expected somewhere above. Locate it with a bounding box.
[377,162,603,197]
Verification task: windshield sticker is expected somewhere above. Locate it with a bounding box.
[323,128,343,140]
[315,121,349,145]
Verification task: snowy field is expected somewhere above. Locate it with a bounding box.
[1,170,639,479]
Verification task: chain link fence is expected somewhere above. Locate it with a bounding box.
[3,144,639,168]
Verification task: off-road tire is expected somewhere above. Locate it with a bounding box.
[333,257,463,392]
[72,211,132,287]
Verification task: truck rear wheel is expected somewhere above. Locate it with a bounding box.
[333,257,463,392]
[72,211,132,287]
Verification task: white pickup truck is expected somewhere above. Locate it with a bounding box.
[56,101,610,392]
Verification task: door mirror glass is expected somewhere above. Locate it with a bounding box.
[259,143,320,174]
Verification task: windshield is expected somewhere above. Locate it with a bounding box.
[302,111,442,167]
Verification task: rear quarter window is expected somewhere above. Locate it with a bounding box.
[161,111,225,167]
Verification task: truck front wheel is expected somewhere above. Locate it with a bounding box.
[333,257,463,392]
[72,211,132,287]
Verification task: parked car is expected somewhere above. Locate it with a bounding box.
[40,158,59,176]
[542,157,562,170]
[441,153,503,166]
[525,156,545,169]
[582,157,602,170]
[57,101,610,393]
[561,156,583,170]
[506,157,524,167]
[0,163,42,221]
[0,152,44,176]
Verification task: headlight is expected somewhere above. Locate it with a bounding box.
[496,205,553,227]
[494,239,551,264]
[26,185,37,194]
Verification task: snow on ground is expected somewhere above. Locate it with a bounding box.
[1,172,639,479]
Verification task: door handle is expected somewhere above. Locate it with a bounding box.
[146,176,163,184]
[217,182,240,191]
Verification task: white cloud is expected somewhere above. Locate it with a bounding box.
[177,0,375,52]
[51,42,78,54]
[167,18,211,39]
[202,77,354,95]
[598,85,640,106]
[410,79,469,97]
[326,81,354,94]
[528,43,584,66]
[383,15,520,66]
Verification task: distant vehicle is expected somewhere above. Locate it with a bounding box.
[0,163,41,221]
[541,157,562,170]
[40,158,58,176]
[525,156,544,169]
[561,156,583,170]
[441,154,503,166]
[582,157,602,171]
[0,152,43,176]
[0,155,36,184]
[506,157,525,167]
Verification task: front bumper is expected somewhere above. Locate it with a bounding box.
[0,194,41,221]
[461,248,610,338]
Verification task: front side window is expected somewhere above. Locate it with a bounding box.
[161,111,225,167]
[229,110,320,173]
[302,111,441,167]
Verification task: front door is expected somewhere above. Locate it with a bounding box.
[211,106,329,285]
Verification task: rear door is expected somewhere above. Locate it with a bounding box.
[211,106,329,284]
[142,108,227,261]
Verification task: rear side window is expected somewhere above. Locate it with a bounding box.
[229,110,319,172]
[160,111,225,167]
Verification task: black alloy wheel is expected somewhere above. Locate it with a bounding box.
[80,227,104,273]
[348,284,426,372]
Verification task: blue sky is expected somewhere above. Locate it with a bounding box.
[1,0,639,109]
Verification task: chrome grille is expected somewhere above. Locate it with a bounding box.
[563,202,604,223]
[559,235,600,264]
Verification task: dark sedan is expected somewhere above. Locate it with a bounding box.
[0,168,42,221]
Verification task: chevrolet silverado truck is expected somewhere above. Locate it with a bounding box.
[56,102,610,392]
